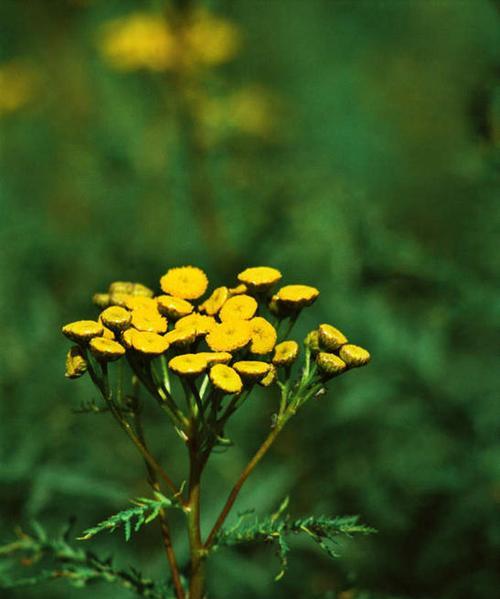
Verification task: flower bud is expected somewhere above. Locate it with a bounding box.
[339,344,371,368]
[89,337,126,361]
[100,306,132,332]
[304,330,320,353]
[272,340,299,366]
[65,346,87,379]
[316,352,346,378]
[318,324,348,351]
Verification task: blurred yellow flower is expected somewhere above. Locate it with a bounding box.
[65,346,87,379]
[0,61,36,115]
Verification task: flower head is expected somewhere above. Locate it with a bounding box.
[259,364,277,387]
[209,364,242,394]
[65,346,87,379]
[124,296,158,312]
[164,326,197,348]
[233,360,271,381]
[160,266,208,300]
[198,286,228,316]
[196,352,232,365]
[100,306,132,331]
[318,324,348,351]
[175,313,216,336]
[157,295,194,319]
[206,320,251,352]
[339,344,371,368]
[89,337,126,361]
[62,320,103,342]
[275,284,319,309]
[123,329,169,355]
[316,352,346,378]
[237,266,281,291]
[248,317,277,354]
[93,293,110,308]
[169,354,207,377]
[219,294,258,322]
[131,308,168,334]
[272,340,299,366]
[228,283,247,296]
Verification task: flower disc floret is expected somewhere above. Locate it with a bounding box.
[160,266,208,300]
[276,284,319,308]
[199,286,228,315]
[125,330,169,355]
[316,352,347,377]
[175,313,216,336]
[233,360,271,381]
[339,344,371,368]
[237,266,282,291]
[100,306,132,331]
[157,295,194,319]
[131,308,167,334]
[272,340,299,366]
[318,324,348,351]
[89,337,126,361]
[62,320,103,342]
[206,320,251,352]
[248,317,277,354]
[219,294,258,322]
[169,354,207,377]
[209,364,242,394]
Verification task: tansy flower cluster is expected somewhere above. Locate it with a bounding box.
[62,266,370,433]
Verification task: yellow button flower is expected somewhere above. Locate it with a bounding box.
[89,337,126,361]
[318,324,348,351]
[169,353,207,377]
[237,266,282,291]
[196,352,232,365]
[109,292,133,307]
[233,360,271,381]
[102,326,115,340]
[131,283,154,298]
[164,325,197,347]
[259,364,277,387]
[65,346,87,379]
[248,317,277,354]
[62,320,103,342]
[316,352,347,377]
[209,364,242,394]
[123,329,169,355]
[272,340,299,366]
[109,281,135,295]
[219,294,258,322]
[339,344,371,368]
[175,313,216,336]
[100,306,132,331]
[92,293,110,308]
[124,296,158,312]
[157,295,194,319]
[131,308,168,334]
[198,286,228,315]
[160,266,208,300]
[275,284,319,308]
[228,283,247,296]
[206,320,251,352]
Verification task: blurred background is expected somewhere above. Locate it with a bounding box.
[1,0,499,597]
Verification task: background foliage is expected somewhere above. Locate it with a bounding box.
[1,0,499,597]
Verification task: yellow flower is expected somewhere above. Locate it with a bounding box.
[182,10,240,67]
[196,352,232,365]
[237,266,282,291]
[89,337,126,361]
[131,308,168,334]
[198,286,228,316]
[0,61,36,115]
[109,292,133,307]
[164,326,197,348]
[99,13,176,72]
[206,320,251,352]
[123,329,169,355]
[92,293,110,308]
[248,317,277,355]
[259,364,277,387]
[209,364,242,394]
[275,284,319,309]
[339,344,371,368]
[219,294,258,321]
[233,360,271,381]
[228,283,247,296]
[131,283,154,298]
[100,306,132,331]
[272,340,299,366]
[318,324,348,351]
[157,295,194,319]
[102,326,116,340]
[169,353,207,377]
[124,296,158,312]
[109,281,135,295]
[175,313,216,336]
[65,346,87,379]
[160,266,208,300]
[304,330,320,353]
[62,320,103,342]
[316,352,347,377]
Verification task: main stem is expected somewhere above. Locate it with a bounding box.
[187,438,206,599]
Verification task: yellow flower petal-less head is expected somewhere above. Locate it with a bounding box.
[160,266,208,300]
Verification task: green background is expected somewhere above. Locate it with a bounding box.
[1,0,499,598]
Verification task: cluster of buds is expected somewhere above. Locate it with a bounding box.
[62,266,370,438]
